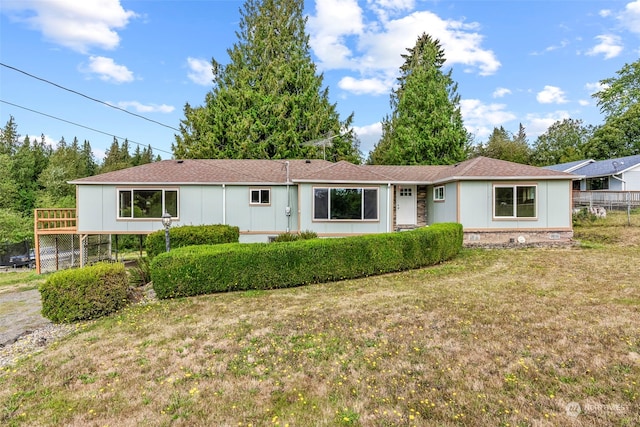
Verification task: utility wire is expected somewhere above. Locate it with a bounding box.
[0,62,180,132]
[1,99,173,155]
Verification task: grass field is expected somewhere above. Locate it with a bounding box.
[1,212,639,426]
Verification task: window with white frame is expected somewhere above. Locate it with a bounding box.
[250,188,271,205]
[433,186,445,201]
[494,185,536,218]
[313,187,378,221]
[118,189,178,219]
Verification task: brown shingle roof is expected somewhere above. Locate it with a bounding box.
[70,157,575,185]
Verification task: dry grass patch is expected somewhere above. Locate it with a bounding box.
[1,216,639,426]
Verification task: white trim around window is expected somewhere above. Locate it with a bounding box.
[433,185,445,201]
[250,188,271,205]
[493,184,537,219]
[313,186,379,221]
[117,188,179,220]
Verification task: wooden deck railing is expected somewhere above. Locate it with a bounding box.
[34,208,77,233]
[573,190,640,208]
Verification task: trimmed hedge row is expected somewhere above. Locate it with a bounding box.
[40,262,129,323]
[151,223,463,299]
[145,224,240,259]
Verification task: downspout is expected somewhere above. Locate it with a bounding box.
[387,183,392,232]
[286,161,291,233]
[222,184,226,225]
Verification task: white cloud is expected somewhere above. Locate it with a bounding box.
[186,57,213,86]
[307,2,500,97]
[354,122,383,155]
[585,81,606,94]
[578,99,590,106]
[82,56,134,83]
[338,76,391,95]
[116,101,175,113]
[618,0,640,33]
[524,111,571,138]
[459,99,517,139]
[599,9,613,18]
[536,85,568,104]
[492,87,512,98]
[586,34,623,59]
[2,0,137,53]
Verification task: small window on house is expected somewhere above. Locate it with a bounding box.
[250,188,270,205]
[494,185,536,218]
[433,186,445,201]
[118,189,178,219]
[399,187,412,197]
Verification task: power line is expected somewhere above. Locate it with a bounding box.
[0,62,180,132]
[1,99,173,155]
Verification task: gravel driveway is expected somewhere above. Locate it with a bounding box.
[0,287,50,347]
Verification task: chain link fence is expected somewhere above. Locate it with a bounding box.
[0,240,34,268]
[37,234,112,273]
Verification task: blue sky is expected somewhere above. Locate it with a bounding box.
[1,0,639,161]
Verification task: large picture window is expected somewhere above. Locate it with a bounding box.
[494,185,536,218]
[314,187,378,221]
[118,189,178,219]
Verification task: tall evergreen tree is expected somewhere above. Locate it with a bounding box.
[0,115,20,156]
[368,33,468,165]
[101,137,133,173]
[173,0,360,162]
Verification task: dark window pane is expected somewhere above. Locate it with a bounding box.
[495,187,514,217]
[261,189,270,204]
[516,186,535,217]
[364,189,378,219]
[251,190,260,204]
[331,188,362,219]
[314,188,328,219]
[133,190,162,218]
[119,190,132,217]
[165,190,178,217]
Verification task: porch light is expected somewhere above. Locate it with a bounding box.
[161,211,172,252]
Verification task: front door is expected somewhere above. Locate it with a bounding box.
[396,185,416,226]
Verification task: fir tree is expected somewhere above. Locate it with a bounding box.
[369,33,468,165]
[174,0,360,162]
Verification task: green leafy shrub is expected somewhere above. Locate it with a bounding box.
[128,256,152,287]
[152,223,462,299]
[145,224,240,259]
[40,262,130,323]
[298,229,318,240]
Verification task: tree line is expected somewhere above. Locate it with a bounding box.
[0,118,158,242]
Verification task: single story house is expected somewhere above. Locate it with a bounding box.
[62,156,576,247]
[545,155,640,191]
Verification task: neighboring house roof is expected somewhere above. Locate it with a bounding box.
[566,154,640,178]
[69,156,576,186]
[543,159,594,173]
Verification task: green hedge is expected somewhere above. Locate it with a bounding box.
[40,262,130,323]
[145,224,240,259]
[151,223,463,299]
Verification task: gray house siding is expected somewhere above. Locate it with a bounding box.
[427,182,458,225]
[457,180,572,231]
[77,184,298,242]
